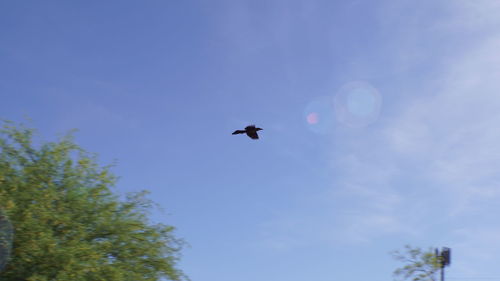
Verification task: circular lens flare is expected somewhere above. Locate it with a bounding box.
[304,96,335,134]
[334,81,382,127]
[307,112,319,124]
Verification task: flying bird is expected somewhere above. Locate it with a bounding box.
[232,125,263,140]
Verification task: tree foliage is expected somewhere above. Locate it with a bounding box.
[0,121,186,281]
[391,245,440,281]
[0,207,13,272]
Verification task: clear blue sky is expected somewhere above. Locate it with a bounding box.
[2,1,500,280]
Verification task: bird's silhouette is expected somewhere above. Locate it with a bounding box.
[232,125,263,140]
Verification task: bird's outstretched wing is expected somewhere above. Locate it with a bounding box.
[232,130,246,135]
[245,125,256,130]
[246,131,259,139]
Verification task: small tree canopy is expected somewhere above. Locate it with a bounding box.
[0,121,187,281]
[391,245,440,281]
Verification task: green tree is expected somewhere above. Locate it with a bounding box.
[391,245,441,281]
[0,207,13,271]
[0,121,187,281]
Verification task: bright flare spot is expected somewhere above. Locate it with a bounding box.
[347,88,376,117]
[307,112,319,124]
[304,96,335,134]
[334,81,382,127]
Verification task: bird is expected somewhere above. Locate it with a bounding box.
[232,125,263,140]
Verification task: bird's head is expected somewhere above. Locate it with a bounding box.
[256,127,263,131]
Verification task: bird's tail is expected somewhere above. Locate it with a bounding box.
[232,130,246,135]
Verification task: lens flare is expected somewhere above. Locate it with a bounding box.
[307,112,319,124]
[334,81,382,127]
[304,96,335,134]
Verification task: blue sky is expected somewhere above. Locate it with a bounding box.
[2,0,500,280]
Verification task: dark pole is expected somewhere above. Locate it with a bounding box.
[439,247,451,281]
[435,248,440,281]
